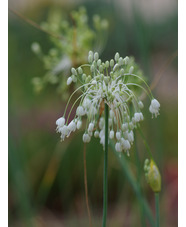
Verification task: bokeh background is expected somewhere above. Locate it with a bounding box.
[8,0,178,226]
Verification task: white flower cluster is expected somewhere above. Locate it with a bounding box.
[56,51,160,155]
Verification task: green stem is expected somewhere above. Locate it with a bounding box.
[155,193,160,227]
[134,133,146,227]
[102,103,109,227]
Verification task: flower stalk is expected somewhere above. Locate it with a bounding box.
[102,103,109,227]
[155,193,160,227]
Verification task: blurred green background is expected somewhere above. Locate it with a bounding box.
[9,0,178,226]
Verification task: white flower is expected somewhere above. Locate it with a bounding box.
[139,112,144,121]
[94,130,99,138]
[115,142,122,152]
[109,130,114,139]
[134,112,143,123]
[77,120,82,129]
[60,125,69,141]
[68,121,76,132]
[116,131,121,140]
[134,113,141,122]
[83,98,92,109]
[122,123,128,131]
[121,138,131,151]
[83,133,91,143]
[99,129,104,138]
[127,131,134,143]
[56,51,160,155]
[88,122,94,132]
[56,117,66,133]
[100,135,105,146]
[67,77,73,85]
[76,106,85,116]
[149,99,160,117]
[56,117,65,127]
[151,99,160,109]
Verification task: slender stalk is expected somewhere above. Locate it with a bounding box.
[102,103,109,227]
[83,144,92,227]
[134,133,146,227]
[155,193,160,227]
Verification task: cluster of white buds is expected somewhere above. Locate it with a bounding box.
[56,51,160,156]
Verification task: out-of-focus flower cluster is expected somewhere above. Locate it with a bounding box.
[56,51,160,155]
[31,7,108,100]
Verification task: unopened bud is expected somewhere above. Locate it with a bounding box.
[144,159,161,193]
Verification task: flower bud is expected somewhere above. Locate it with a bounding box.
[104,76,110,84]
[77,120,82,129]
[78,67,83,74]
[105,61,109,68]
[138,101,144,109]
[90,65,95,72]
[97,59,102,66]
[124,56,129,65]
[120,68,124,75]
[113,63,119,71]
[129,66,134,74]
[114,52,120,61]
[99,65,103,72]
[94,130,99,138]
[71,67,77,75]
[144,159,161,193]
[110,59,114,67]
[88,54,93,63]
[118,57,123,66]
[82,73,86,81]
[67,77,73,85]
[94,52,99,61]
[72,75,77,83]
[31,42,41,54]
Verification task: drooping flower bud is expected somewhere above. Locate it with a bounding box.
[149,99,160,118]
[67,77,73,85]
[83,133,91,143]
[109,130,114,139]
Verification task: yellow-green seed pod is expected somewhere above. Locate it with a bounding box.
[144,159,161,193]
